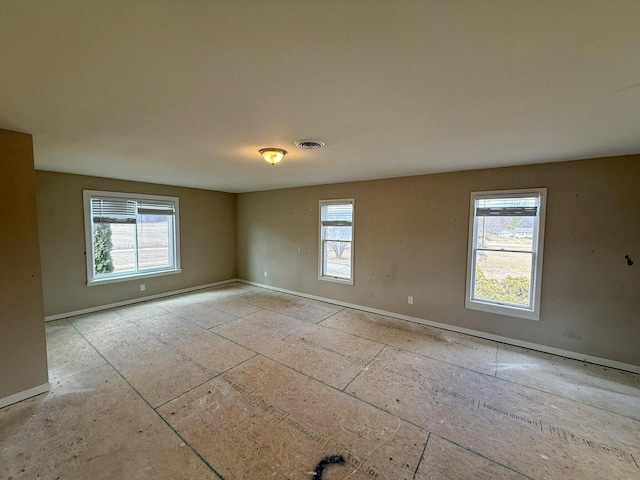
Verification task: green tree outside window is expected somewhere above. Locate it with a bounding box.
[94,223,115,274]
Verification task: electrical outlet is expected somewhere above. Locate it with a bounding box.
[408,296,413,305]
[264,271,268,277]
[140,284,146,291]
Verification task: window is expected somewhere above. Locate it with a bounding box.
[466,188,547,320]
[83,190,181,285]
[319,199,354,284]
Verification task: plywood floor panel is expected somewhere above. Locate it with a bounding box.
[84,313,254,407]
[346,346,640,480]
[46,319,107,382]
[156,299,244,329]
[4,283,639,480]
[71,302,166,335]
[212,310,384,389]
[0,365,219,480]
[237,289,344,323]
[321,308,498,375]
[497,343,640,420]
[158,355,428,480]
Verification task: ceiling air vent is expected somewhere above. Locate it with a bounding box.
[295,139,325,149]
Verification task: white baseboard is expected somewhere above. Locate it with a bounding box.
[0,382,50,409]
[44,279,239,322]
[238,279,640,374]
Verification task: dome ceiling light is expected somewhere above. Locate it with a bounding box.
[259,147,287,165]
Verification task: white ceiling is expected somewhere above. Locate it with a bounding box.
[1,1,639,193]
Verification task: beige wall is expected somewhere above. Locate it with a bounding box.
[237,155,640,366]
[37,171,236,316]
[0,130,48,399]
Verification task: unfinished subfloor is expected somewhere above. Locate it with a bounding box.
[1,283,639,479]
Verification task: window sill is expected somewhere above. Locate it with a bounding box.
[318,275,354,286]
[87,268,182,286]
[465,298,539,321]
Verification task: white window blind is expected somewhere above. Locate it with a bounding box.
[91,197,137,224]
[321,203,353,228]
[475,203,538,217]
[137,200,176,216]
[91,198,175,223]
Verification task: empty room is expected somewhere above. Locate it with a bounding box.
[1,1,639,479]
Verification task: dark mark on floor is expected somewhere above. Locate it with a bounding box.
[625,255,634,266]
[312,455,345,478]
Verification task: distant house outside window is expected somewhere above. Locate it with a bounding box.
[319,199,354,284]
[83,190,181,285]
[466,188,547,320]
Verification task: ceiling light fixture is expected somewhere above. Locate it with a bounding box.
[259,147,287,165]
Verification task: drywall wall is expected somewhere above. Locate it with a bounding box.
[37,171,236,316]
[237,155,640,366]
[0,129,48,400]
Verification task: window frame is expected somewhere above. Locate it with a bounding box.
[83,190,181,286]
[465,188,547,320]
[318,198,355,285]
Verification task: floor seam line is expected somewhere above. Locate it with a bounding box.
[205,315,249,330]
[153,353,259,410]
[342,344,386,393]
[430,433,535,480]
[411,432,430,480]
[161,308,250,332]
[341,392,427,432]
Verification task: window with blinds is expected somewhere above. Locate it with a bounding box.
[83,190,181,285]
[319,199,354,284]
[466,189,547,320]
